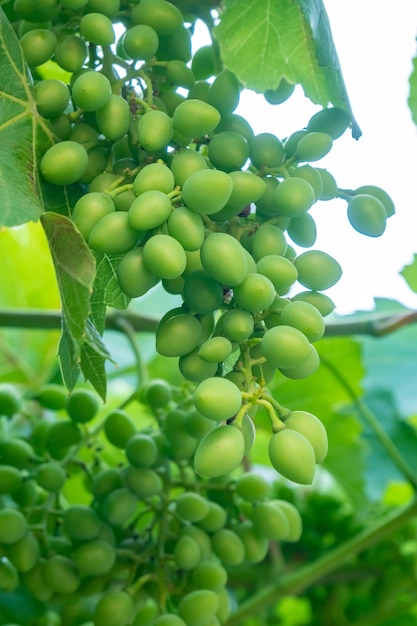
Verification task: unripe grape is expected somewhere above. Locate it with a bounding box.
[315,167,338,200]
[35,462,66,492]
[252,500,290,540]
[287,212,317,247]
[0,557,19,592]
[73,539,116,576]
[103,410,136,448]
[183,270,224,315]
[137,110,174,152]
[54,35,88,72]
[211,528,245,566]
[207,70,240,116]
[143,234,186,279]
[174,534,202,571]
[35,79,70,119]
[117,247,159,299]
[179,350,218,383]
[128,190,172,230]
[89,212,139,254]
[294,250,342,291]
[0,508,28,544]
[0,437,34,468]
[66,388,100,423]
[198,336,233,363]
[182,169,233,215]
[347,193,387,237]
[220,309,254,342]
[20,28,56,66]
[63,505,101,541]
[292,290,335,316]
[142,378,173,408]
[92,468,124,499]
[264,78,295,104]
[176,492,210,522]
[268,429,316,484]
[274,177,315,217]
[208,131,249,172]
[235,472,271,502]
[194,377,242,422]
[291,164,323,200]
[284,410,328,463]
[173,99,220,138]
[353,185,395,217]
[133,163,175,195]
[131,0,183,35]
[4,530,40,573]
[280,300,325,342]
[191,559,228,590]
[123,466,163,499]
[233,273,276,312]
[256,255,298,295]
[73,192,115,240]
[194,425,245,478]
[157,24,192,62]
[182,525,212,561]
[201,232,248,286]
[279,344,320,379]
[170,148,209,187]
[249,133,286,169]
[61,0,88,7]
[102,487,138,526]
[307,107,351,139]
[197,501,227,532]
[80,12,115,45]
[154,616,187,626]
[96,94,131,141]
[126,433,158,468]
[227,170,266,208]
[40,141,88,185]
[261,325,313,370]
[178,590,219,626]
[0,466,22,494]
[122,24,159,60]
[71,71,112,112]
[274,499,303,541]
[235,520,269,564]
[42,555,80,594]
[94,590,135,626]
[296,132,333,162]
[185,409,215,440]
[167,207,205,251]
[250,224,287,260]
[0,384,21,416]
[167,59,195,88]
[84,0,120,15]
[156,311,201,357]
[191,44,216,80]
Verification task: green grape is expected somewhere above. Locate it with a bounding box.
[20,28,56,66]
[60,0,88,7]
[89,171,119,192]
[284,410,328,463]
[157,23,192,62]
[250,224,287,260]
[50,112,71,140]
[163,409,199,459]
[11,479,39,508]
[179,350,218,383]
[0,466,22,495]
[156,311,201,357]
[296,131,333,162]
[208,131,249,172]
[117,247,159,299]
[347,193,387,237]
[133,163,175,195]
[0,509,28,544]
[123,466,163,499]
[167,207,205,251]
[176,492,209,522]
[198,336,233,363]
[66,388,100,423]
[173,534,202,571]
[194,425,245,478]
[122,24,159,60]
[4,531,39,573]
[63,505,101,541]
[103,410,136,448]
[194,377,242,422]
[307,107,351,139]
[183,270,224,315]
[0,438,34,468]
[294,250,342,291]
[84,0,120,15]
[132,595,160,626]
[211,528,245,566]
[292,290,335,316]
[80,13,115,45]
[0,557,19,592]
[102,487,138,526]
[136,110,174,152]
[182,169,233,216]
[94,590,135,626]
[287,212,317,247]
[92,468,124,499]
[35,462,66,492]
[239,413,256,455]
[183,524,212,561]
[128,190,172,230]
[268,429,316,484]
[227,170,266,208]
[114,189,136,211]
[167,59,195,89]
[220,309,254,342]
[235,520,269,564]
[215,113,254,141]
[21,560,52,601]
[264,78,295,104]
[279,344,320,379]
[0,384,21,416]
[185,409,215,440]
[126,433,158,468]
[216,587,231,622]
[249,133,286,169]
[254,176,279,215]
[274,499,303,541]
[191,559,227,590]
[274,177,315,217]
[188,79,210,102]
[233,273,276,312]
[256,254,298,295]
[178,590,219,626]
[142,234,186,279]
[15,0,58,20]
[70,121,100,148]
[71,71,112,112]
[261,325,313,370]
[315,167,338,200]
[96,94,131,140]
[292,164,324,200]
[131,0,183,34]
[191,44,216,80]
[235,472,271,502]
[54,35,88,72]
[200,232,247,286]
[42,555,81,594]
[280,300,325,342]
[173,99,220,138]
[73,539,116,576]
[35,383,67,410]
[197,501,227,532]
[72,192,115,240]
[34,79,70,119]
[40,141,88,185]
[353,185,395,217]
[252,500,290,540]
[154,615,187,626]
[207,70,240,116]
[170,148,209,187]
[89,212,139,254]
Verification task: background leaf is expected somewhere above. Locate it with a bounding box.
[407,56,417,126]
[400,254,417,293]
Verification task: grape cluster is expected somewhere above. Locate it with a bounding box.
[0,381,304,626]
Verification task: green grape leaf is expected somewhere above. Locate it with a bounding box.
[400,253,417,293]
[408,56,417,126]
[92,253,130,334]
[58,320,82,392]
[214,0,360,137]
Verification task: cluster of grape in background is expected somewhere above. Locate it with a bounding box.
[0,0,396,623]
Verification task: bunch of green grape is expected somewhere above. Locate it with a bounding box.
[0,380,310,626]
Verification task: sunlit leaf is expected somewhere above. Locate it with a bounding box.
[400,253,417,293]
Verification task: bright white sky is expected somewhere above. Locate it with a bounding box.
[197,1,417,315]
